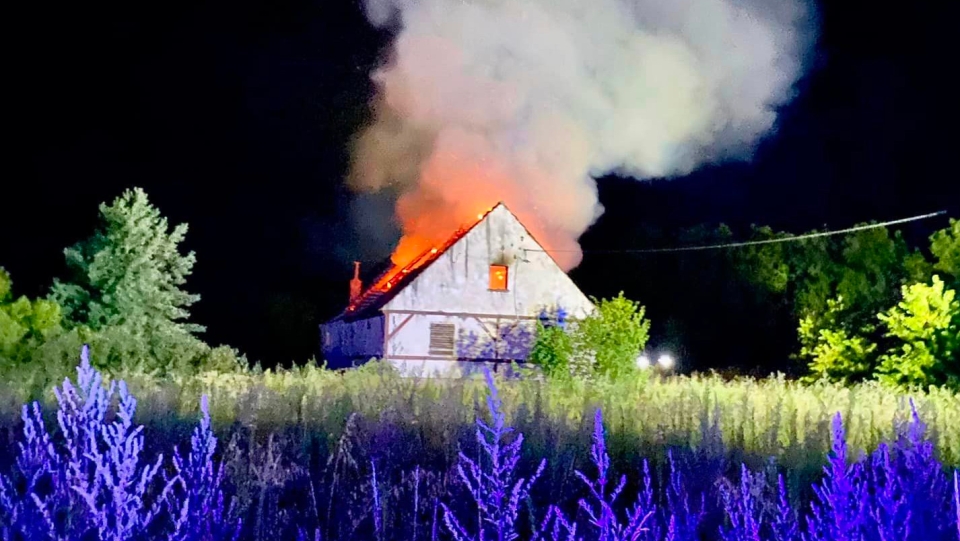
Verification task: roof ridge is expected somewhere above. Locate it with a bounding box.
[333,203,505,321]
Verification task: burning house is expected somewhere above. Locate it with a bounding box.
[319,202,594,376]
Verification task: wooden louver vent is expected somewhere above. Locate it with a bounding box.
[429,323,456,357]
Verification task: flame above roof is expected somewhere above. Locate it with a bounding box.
[333,203,502,321]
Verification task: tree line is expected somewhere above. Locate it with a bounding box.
[1,188,241,393]
[3,186,958,390]
[590,216,959,387]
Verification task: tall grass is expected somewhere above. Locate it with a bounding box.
[99,363,960,468]
[2,357,959,541]
[3,362,959,470]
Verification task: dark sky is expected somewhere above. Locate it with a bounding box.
[3,0,958,366]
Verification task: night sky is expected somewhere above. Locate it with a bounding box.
[4,0,958,367]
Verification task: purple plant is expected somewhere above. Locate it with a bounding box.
[575,408,653,541]
[718,465,799,541]
[953,470,959,540]
[718,464,762,541]
[804,412,866,541]
[296,527,322,541]
[166,394,241,541]
[883,402,952,540]
[413,465,421,541]
[533,506,580,541]
[663,451,705,541]
[371,460,383,541]
[0,402,61,539]
[1,344,123,539]
[771,474,799,541]
[441,369,546,541]
[634,460,661,541]
[866,442,910,541]
[0,346,239,541]
[72,379,174,541]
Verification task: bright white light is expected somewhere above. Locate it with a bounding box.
[657,354,675,370]
[636,354,651,369]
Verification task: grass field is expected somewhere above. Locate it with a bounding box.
[2,359,959,540]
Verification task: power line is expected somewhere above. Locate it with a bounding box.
[526,210,948,255]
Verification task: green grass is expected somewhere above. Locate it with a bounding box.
[3,361,958,472]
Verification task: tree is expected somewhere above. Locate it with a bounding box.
[0,267,91,392]
[573,292,651,381]
[930,219,960,283]
[50,188,206,373]
[1,267,64,363]
[799,296,878,384]
[875,276,960,388]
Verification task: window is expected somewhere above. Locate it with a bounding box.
[489,264,508,291]
[429,323,456,357]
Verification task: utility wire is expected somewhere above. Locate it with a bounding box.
[526,210,948,254]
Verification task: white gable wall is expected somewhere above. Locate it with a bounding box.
[384,205,593,318]
[381,204,593,374]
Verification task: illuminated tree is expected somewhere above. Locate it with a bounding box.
[930,219,960,283]
[50,188,206,372]
[573,292,651,380]
[875,276,960,388]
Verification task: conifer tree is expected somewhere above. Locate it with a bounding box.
[51,188,205,371]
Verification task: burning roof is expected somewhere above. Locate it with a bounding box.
[334,203,501,321]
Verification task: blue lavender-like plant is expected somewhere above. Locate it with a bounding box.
[953,470,959,541]
[575,408,652,541]
[866,441,910,541]
[718,464,762,541]
[166,394,241,541]
[296,527,322,541]
[371,460,383,541]
[663,450,705,541]
[0,346,239,541]
[718,465,800,541]
[770,474,799,541]
[532,506,580,541]
[804,412,866,541]
[0,402,62,540]
[441,369,546,541]
[1,344,123,539]
[634,459,661,541]
[72,378,175,541]
[885,402,952,540]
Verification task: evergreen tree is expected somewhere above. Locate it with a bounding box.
[51,188,206,372]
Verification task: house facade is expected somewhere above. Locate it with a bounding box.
[319,203,594,376]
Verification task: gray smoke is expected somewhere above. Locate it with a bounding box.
[350,0,817,269]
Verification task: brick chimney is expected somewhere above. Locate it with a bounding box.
[349,261,362,304]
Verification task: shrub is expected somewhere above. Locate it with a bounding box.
[528,321,574,380]
[573,292,651,381]
[931,218,960,282]
[876,276,960,388]
[800,296,878,384]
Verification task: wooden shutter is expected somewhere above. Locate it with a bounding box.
[429,323,456,357]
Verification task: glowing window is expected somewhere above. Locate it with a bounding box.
[489,264,508,291]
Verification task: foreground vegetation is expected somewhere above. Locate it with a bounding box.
[2,350,959,540]
[2,188,959,540]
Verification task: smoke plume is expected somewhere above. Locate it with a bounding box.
[350,0,816,270]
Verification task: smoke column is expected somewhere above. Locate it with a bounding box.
[349,0,817,270]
